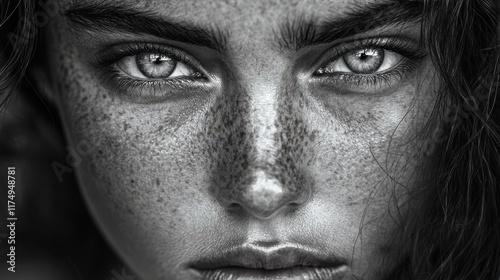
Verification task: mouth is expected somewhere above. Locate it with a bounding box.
[190,243,349,280]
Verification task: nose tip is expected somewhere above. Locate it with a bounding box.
[219,169,310,219]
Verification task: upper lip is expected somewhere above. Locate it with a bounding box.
[190,243,346,270]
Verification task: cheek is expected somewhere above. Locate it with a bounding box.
[305,76,438,248]
[308,69,438,192]
[54,86,224,277]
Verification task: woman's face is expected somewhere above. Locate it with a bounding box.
[42,0,438,279]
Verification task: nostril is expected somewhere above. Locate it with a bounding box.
[227,203,241,209]
[288,202,301,207]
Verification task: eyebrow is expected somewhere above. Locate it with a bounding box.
[64,2,228,52]
[278,0,427,51]
[64,0,427,53]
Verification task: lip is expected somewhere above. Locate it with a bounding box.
[190,243,349,280]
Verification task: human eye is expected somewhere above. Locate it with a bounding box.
[92,42,208,103]
[313,37,427,94]
[116,52,197,80]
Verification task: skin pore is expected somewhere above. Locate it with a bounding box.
[38,0,439,279]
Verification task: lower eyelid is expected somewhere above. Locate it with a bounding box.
[96,67,212,103]
[311,59,421,93]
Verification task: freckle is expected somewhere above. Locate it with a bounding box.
[131,179,135,184]
[156,178,160,186]
[309,130,318,142]
[127,208,134,215]
[98,150,103,155]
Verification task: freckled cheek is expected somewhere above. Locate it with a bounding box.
[72,118,211,214]
[55,79,221,257]
[310,139,387,208]
[304,105,425,219]
[54,72,209,203]
[306,127,416,260]
[62,113,221,271]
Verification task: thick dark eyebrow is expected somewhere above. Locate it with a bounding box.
[64,2,228,53]
[64,0,427,54]
[277,0,428,51]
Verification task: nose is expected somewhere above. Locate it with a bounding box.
[208,78,313,219]
[217,166,311,219]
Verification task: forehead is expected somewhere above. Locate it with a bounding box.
[59,0,373,27]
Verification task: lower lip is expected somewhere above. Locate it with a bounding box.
[197,265,349,280]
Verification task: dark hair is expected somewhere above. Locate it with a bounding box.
[0,0,35,109]
[404,1,500,279]
[1,0,499,279]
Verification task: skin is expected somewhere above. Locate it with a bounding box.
[39,0,439,279]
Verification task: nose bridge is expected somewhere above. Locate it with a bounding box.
[248,80,280,162]
[207,70,313,219]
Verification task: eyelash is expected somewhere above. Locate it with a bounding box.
[313,37,427,92]
[92,42,207,100]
